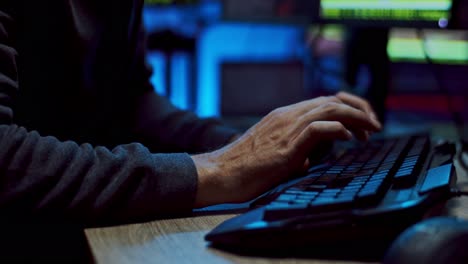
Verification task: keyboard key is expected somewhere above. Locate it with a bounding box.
[419,164,452,194]
[292,199,312,205]
[340,189,359,195]
[374,169,389,176]
[323,188,341,193]
[393,137,429,187]
[276,194,297,203]
[284,190,304,195]
[313,197,336,203]
[354,175,370,181]
[371,174,386,181]
[317,192,338,198]
[344,185,362,191]
[297,191,320,196]
[297,194,317,201]
[366,179,384,185]
[305,185,328,191]
[395,169,413,177]
[348,182,365,188]
[338,192,357,199]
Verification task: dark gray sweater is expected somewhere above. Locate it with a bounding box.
[0,0,237,225]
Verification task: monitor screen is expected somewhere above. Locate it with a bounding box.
[222,0,319,24]
[221,62,305,116]
[318,0,454,28]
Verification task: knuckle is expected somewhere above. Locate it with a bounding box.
[336,91,347,98]
[329,121,345,130]
[325,95,341,103]
[269,107,285,118]
[336,123,347,132]
[363,101,372,110]
[307,122,321,133]
[322,101,340,113]
[277,146,290,160]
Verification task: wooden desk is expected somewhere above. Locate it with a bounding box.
[86,213,352,264]
[85,155,468,264]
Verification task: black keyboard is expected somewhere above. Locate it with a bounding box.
[205,134,458,250]
[258,134,429,220]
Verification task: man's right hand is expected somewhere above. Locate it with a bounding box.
[192,92,382,208]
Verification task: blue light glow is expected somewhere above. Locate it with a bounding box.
[170,53,190,109]
[245,221,269,229]
[197,23,303,117]
[147,51,166,96]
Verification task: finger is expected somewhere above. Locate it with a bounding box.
[304,102,382,132]
[294,121,353,156]
[336,91,373,114]
[336,92,380,123]
[353,130,370,142]
[288,95,343,116]
[302,158,311,174]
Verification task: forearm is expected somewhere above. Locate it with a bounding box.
[0,125,198,225]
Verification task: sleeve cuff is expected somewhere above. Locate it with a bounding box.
[145,153,198,216]
[119,126,238,221]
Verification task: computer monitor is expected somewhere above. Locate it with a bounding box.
[221,62,305,117]
[222,0,319,24]
[317,0,454,28]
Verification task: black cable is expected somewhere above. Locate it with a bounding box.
[417,29,468,170]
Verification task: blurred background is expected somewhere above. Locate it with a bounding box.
[143,0,468,137]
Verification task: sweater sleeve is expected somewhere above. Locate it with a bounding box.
[0,125,197,225]
[0,4,197,226]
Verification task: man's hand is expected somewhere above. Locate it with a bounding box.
[192,92,382,208]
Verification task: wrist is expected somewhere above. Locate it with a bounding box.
[192,151,227,208]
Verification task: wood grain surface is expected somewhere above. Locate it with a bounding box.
[85,213,361,264]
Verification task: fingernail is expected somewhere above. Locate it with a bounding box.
[371,117,382,130]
